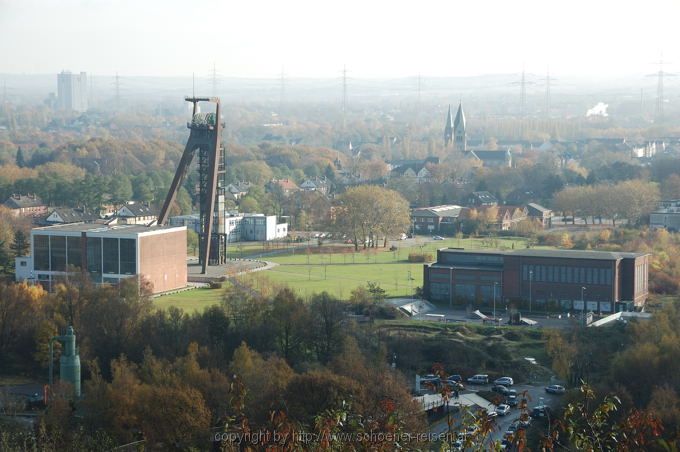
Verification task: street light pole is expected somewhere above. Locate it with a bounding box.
[529,270,533,313]
[581,286,587,326]
[493,282,498,324]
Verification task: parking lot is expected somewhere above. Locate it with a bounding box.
[428,381,563,446]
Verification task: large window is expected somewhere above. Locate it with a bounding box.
[430,282,450,300]
[67,236,82,269]
[103,238,119,274]
[34,235,50,271]
[87,237,102,281]
[120,239,136,274]
[50,236,66,272]
[455,284,476,300]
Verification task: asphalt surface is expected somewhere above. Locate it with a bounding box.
[429,382,563,446]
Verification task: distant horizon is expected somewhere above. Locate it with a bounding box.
[2,0,679,79]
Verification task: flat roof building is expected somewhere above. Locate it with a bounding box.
[16,223,187,294]
[423,248,649,313]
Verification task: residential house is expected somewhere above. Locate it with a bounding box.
[466,191,498,207]
[3,194,48,217]
[115,202,157,225]
[527,203,553,228]
[225,181,252,201]
[496,206,528,230]
[300,177,330,195]
[412,205,464,234]
[269,178,300,196]
[468,149,512,168]
[43,207,101,225]
[390,157,439,183]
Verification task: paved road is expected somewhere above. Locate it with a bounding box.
[428,383,563,446]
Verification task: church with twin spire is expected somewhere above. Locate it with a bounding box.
[444,102,512,168]
[444,102,466,152]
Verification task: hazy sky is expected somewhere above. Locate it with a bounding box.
[1,0,679,78]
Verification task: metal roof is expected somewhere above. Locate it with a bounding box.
[438,247,647,261]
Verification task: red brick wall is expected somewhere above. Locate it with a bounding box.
[139,230,187,293]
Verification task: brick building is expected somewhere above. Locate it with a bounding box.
[423,248,649,313]
[16,223,187,294]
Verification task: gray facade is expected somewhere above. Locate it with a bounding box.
[57,71,88,112]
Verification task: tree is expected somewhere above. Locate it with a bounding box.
[310,292,344,363]
[334,185,410,250]
[15,146,25,168]
[367,281,386,303]
[108,175,133,205]
[0,240,11,274]
[186,230,199,256]
[270,288,309,363]
[10,229,29,257]
[557,384,663,451]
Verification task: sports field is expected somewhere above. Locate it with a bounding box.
[155,236,537,310]
[245,236,531,299]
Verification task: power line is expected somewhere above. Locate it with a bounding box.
[342,65,348,134]
[279,65,286,118]
[211,62,219,97]
[648,54,676,123]
[114,72,121,109]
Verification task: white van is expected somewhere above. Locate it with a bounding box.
[466,374,489,384]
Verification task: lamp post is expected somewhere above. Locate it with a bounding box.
[493,282,498,324]
[581,286,587,326]
[529,270,533,313]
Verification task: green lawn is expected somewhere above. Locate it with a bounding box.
[253,236,535,299]
[154,287,225,312]
[159,236,539,310]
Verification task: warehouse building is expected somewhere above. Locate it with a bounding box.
[423,248,649,313]
[15,223,187,294]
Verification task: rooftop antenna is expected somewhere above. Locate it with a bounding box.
[192,72,195,98]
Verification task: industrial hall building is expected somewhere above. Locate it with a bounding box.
[15,223,187,294]
[423,248,649,313]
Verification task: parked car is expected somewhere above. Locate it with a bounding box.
[466,374,489,384]
[494,377,514,386]
[506,395,518,407]
[531,405,550,419]
[504,423,517,438]
[505,388,518,397]
[487,410,498,420]
[545,384,566,395]
[432,235,444,240]
[447,374,462,383]
[492,384,510,395]
[421,373,440,383]
[496,404,511,416]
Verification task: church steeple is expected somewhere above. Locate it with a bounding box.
[454,101,466,152]
[444,105,454,147]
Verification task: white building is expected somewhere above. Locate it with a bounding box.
[57,71,88,112]
[650,200,680,231]
[169,212,288,242]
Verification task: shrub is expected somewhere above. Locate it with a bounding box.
[408,252,433,263]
